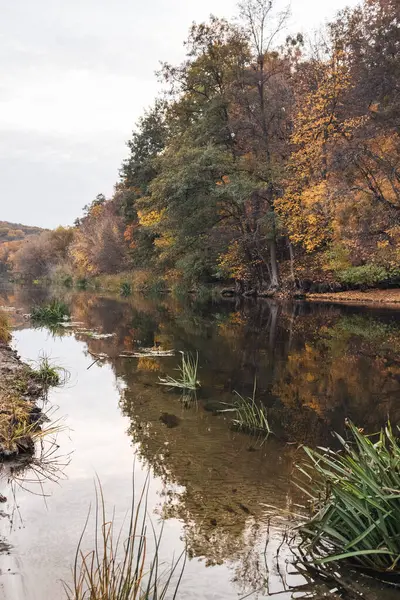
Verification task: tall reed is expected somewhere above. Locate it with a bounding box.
[228,380,271,438]
[64,476,185,600]
[297,421,400,573]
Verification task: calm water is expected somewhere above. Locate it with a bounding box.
[0,285,399,599]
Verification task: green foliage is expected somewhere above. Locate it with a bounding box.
[337,264,390,287]
[5,0,400,294]
[298,421,400,573]
[64,476,185,600]
[30,300,71,325]
[158,352,200,390]
[327,315,392,342]
[147,277,167,296]
[325,243,351,273]
[120,282,132,297]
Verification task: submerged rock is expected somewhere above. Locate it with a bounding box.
[159,413,181,428]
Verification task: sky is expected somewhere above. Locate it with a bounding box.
[0,0,359,228]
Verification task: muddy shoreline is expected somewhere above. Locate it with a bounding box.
[0,341,44,459]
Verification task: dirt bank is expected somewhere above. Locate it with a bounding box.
[0,341,44,458]
[306,288,400,308]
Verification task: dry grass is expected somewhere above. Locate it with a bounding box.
[0,309,11,343]
[0,392,66,456]
[64,476,185,600]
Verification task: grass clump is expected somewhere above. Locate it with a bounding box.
[120,281,132,297]
[158,352,200,390]
[64,476,185,600]
[297,420,400,573]
[30,352,69,388]
[0,394,66,456]
[0,310,11,343]
[31,300,71,325]
[231,381,271,437]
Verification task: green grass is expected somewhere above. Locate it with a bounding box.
[63,476,185,600]
[231,381,271,437]
[120,282,132,297]
[158,352,200,390]
[30,300,71,325]
[297,421,400,573]
[30,352,70,388]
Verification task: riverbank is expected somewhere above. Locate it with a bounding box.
[0,339,44,458]
[306,288,400,307]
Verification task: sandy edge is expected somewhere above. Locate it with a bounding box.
[306,289,400,309]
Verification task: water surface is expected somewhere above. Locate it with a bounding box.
[0,285,399,599]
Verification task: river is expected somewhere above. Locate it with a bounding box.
[0,284,399,599]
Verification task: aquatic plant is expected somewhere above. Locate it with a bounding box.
[231,381,271,437]
[64,476,185,600]
[30,352,70,388]
[0,310,11,343]
[158,352,200,390]
[297,421,400,573]
[30,300,71,325]
[120,281,132,297]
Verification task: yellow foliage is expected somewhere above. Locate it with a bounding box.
[137,209,164,227]
[218,241,251,281]
[137,357,160,372]
[154,234,175,249]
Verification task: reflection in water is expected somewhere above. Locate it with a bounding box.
[0,419,71,534]
[1,284,400,598]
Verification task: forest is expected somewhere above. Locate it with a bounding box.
[2,0,399,295]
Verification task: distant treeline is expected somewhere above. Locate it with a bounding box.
[2,0,399,293]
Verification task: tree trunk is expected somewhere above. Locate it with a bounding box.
[288,238,296,287]
[269,237,279,289]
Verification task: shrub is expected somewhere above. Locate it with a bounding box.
[298,421,400,573]
[337,264,389,287]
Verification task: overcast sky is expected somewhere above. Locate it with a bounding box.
[0,0,358,228]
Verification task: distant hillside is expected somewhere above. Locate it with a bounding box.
[0,221,44,242]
